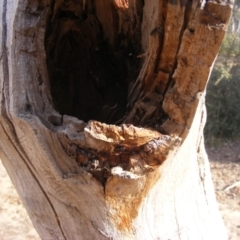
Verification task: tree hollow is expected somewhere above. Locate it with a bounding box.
[45,0,144,124]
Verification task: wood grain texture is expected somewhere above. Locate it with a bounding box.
[0,0,232,239]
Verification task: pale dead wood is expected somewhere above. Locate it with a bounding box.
[0,0,233,239]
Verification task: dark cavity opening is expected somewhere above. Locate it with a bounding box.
[45,1,143,124]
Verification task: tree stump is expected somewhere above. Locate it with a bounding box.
[0,0,232,239]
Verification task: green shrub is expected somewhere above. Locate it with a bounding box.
[205,0,240,144]
[205,66,240,142]
[205,8,240,144]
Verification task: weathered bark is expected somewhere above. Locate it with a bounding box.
[0,0,232,239]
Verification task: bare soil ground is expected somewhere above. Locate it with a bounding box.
[0,141,239,240]
[206,140,240,240]
[0,162,40,240]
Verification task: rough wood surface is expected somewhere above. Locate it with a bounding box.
[0,0,232,239]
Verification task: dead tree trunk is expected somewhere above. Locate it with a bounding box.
[0,0,232,239]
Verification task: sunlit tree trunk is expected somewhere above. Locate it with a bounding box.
[0,0,232,239]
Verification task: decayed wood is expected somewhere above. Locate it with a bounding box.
[0,0,232,239]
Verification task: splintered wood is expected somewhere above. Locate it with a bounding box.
[0,0,232,238]
[85,121,163,149]
[58,119,181,183]
[113,0,129,9]
[53,0,231,187]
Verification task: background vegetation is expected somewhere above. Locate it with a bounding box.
[205,2,240,144]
